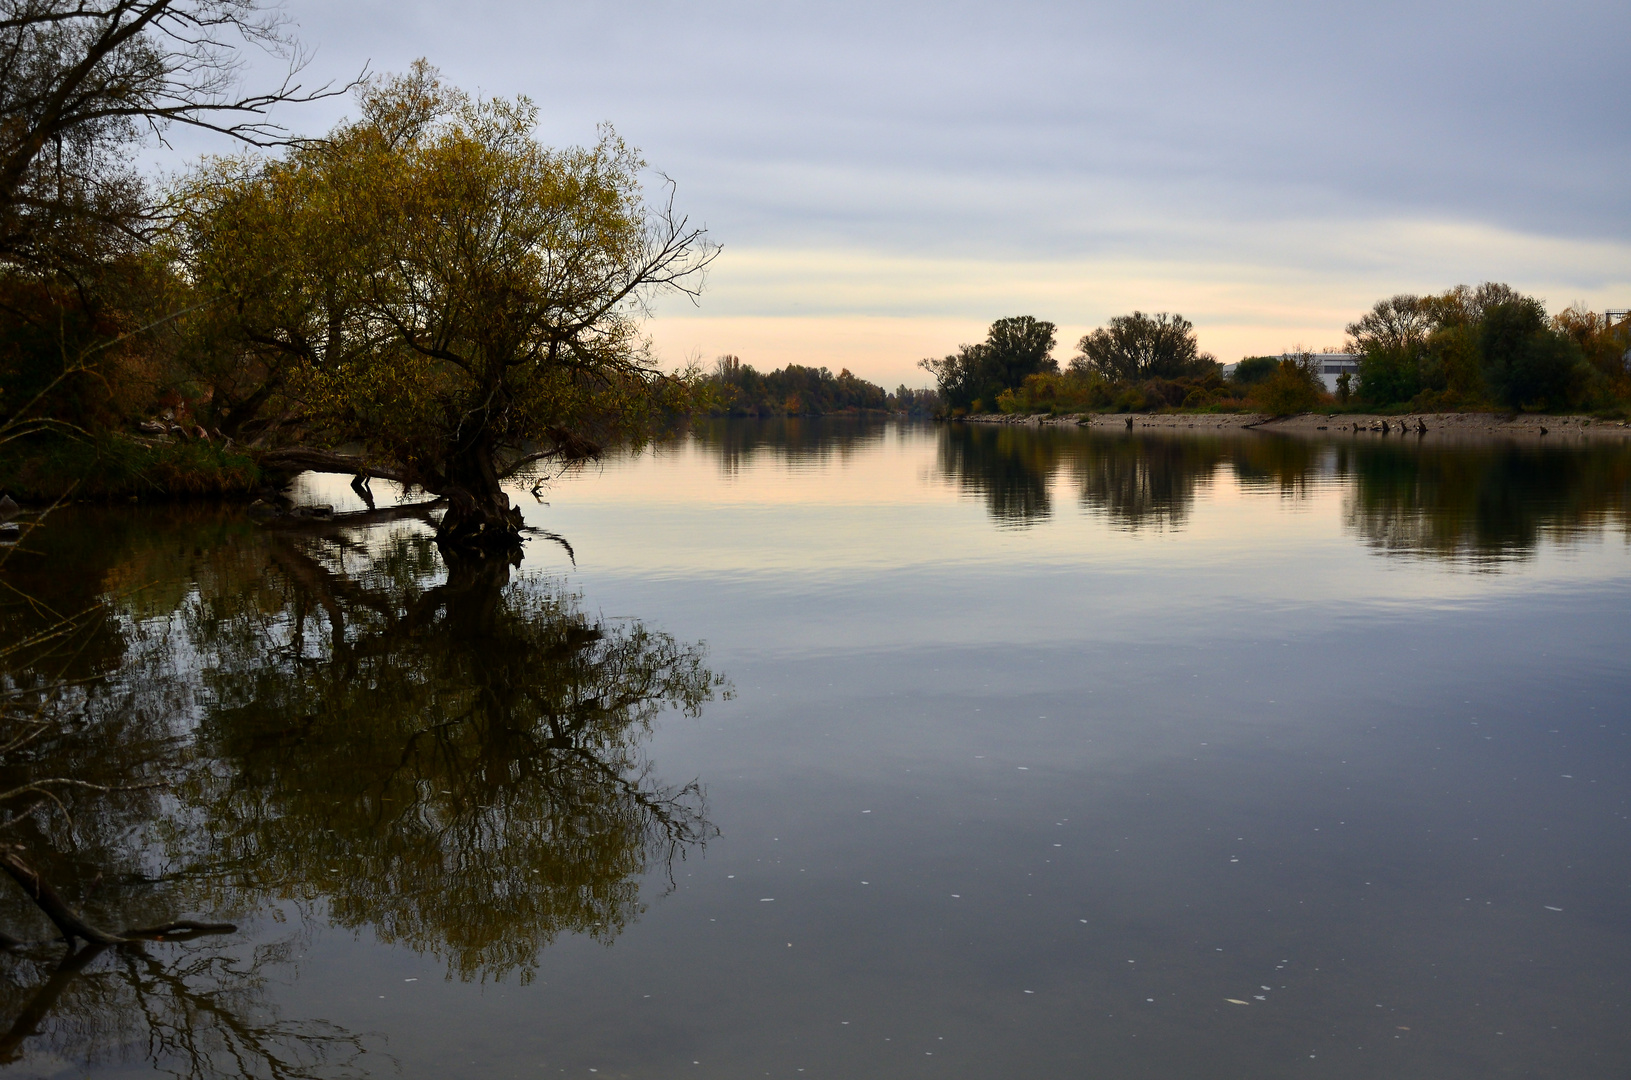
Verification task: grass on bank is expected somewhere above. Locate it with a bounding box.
[0,431,261,501]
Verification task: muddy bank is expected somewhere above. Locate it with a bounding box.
[956,411,1631,440]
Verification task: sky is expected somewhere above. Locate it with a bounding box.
[172,0,1631,387]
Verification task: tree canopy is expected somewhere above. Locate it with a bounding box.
[0,0,349,465]
[919,315,1057,413]
[175,64,715,550]
[1070,311,1217,382]
[1,0,345,273]
[1344,283,1599,409]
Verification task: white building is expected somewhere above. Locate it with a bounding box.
[1222,353,1360,393]
[1308,353,1360,393]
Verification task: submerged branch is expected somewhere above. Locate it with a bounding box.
[0,848,234,946]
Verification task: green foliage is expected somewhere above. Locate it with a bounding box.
[1480,300,1588,410]
[1356,342,1423,405]
[995,369,1238,415]
[1230,356,1280,387]
[1341,282,1610,411]
[891,384,941,415]
[1249,356,1326,416]
[1554,307,1630,403]
[995,370,1113,414]
[984,316,1059,388]
[0,0,344,458]
[1347,293,1434,405]
[920,316,1058,412]
[1071,312,1218,382]
[175,64,713,546]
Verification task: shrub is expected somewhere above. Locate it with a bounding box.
[1356,344,1421,405]
[1250,358,1325,415]
[1230,356,1280,387]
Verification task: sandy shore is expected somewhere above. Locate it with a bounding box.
[956,411,1631,440]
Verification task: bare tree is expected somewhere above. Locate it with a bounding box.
[0,0,354,270]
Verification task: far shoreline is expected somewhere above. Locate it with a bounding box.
[952,411,1631,441]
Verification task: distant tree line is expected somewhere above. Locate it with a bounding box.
[921,311,1248,416]
[698,356,938,416]
[918,286,1631,418]
[1344,284,1628,411]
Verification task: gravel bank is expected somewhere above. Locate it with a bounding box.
[955,411,1631,440]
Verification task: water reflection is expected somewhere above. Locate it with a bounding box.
[0,510,726,1068]
[1071,435,1231,531]
[196,533,726,980]
[920,425,1631,559]
[0,935,373,1079]
[1340,442,1631,564]
[937,425,1058,526]
[685,416,889,476]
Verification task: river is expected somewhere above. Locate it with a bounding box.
[1,419,1628,1078]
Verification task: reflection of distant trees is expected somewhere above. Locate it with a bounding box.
[687,417,890,476]
[930,424,1631,561]
[935,428,1233,530]
[1340,442,1631,564]
[1071,435,1230,530]
[937,425,1059,526]
[1226,437,1325,498]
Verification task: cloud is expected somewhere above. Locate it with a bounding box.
[650,221,1631,383]
[161,0,1630,382]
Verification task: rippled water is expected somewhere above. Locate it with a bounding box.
[2,419,1629,1078]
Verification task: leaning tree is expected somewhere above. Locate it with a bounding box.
[177,63,716,552]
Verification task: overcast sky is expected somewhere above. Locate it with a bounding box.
[181,0,1631,386]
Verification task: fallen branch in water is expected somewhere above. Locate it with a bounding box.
[0,848,234,946]
[260,499,446,533]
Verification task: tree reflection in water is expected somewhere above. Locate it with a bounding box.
[0,935,373,1079]
[1071,435,1231,531]
[687,416,889,477]
[0,509,727,1072]
[927,423,1631,560]
[1338,441,1631,564]
[937,425,1059,526]
[197,531,726,979]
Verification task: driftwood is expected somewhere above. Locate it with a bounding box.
[0,849,234,946]
[260,498,447,535]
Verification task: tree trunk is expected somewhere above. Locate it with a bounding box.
[436,438,524,554]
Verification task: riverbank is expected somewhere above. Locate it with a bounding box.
[957,411,1631,440]
[0,432,263,502]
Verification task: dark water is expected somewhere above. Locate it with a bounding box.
[2,420,1629,1078]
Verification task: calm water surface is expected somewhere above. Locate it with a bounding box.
[2,420,1629,1078]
